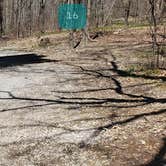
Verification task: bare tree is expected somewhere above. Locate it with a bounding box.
[122,0,131,26]
[26,0,33,36]
[39,0,46,34]
[148,0,165,68]
[0,0,3,36]
[156,0,166,22]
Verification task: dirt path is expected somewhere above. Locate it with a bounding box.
[0,38,165,166]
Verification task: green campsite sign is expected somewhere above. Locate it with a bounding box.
[58,4,87,30]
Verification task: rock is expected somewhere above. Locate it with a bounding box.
[38,37,51,47]
[140,140,146,145]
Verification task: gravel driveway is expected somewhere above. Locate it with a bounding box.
[0,41,165,166]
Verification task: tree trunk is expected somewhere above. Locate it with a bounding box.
[0,0,3,36]
[39,0,46,34]
[148,0,160,68]
[123,0,131,26]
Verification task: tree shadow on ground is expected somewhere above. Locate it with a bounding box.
[0,47,165,164]
[0,48,165,112]
[0,90,165,113]
[0,53,57,68]
[143,137,166,166]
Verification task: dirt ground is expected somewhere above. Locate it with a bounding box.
[0,29,165,166]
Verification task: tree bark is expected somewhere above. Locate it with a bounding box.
[0,0,3,36]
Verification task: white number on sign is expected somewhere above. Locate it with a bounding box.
[67,12,79,20]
